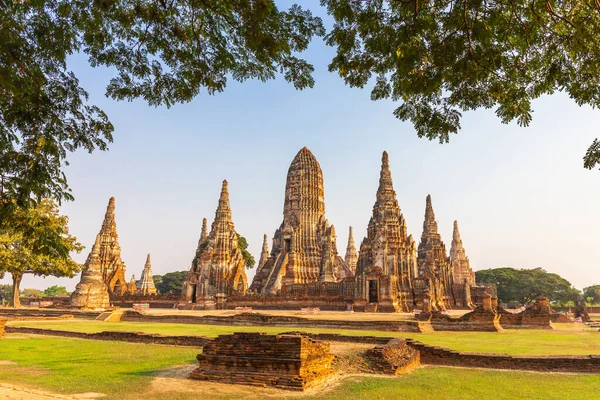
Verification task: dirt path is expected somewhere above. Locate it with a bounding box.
[0,384,104,400]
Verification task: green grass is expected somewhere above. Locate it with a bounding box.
[9,319,600,355]
[0,335,198,399]
[1,336,599,400]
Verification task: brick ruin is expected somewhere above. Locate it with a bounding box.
[0,317,6,337]
[182,180,248,308]
[71,234,111,310]
[136,254,157,296]
[249,147,352,295]
[189,332,334,390]
[365,338,421,374]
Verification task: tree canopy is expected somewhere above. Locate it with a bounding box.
[583,285,600,305]
[41,285,70,297]
[0,199,83,307]
[1,1,324,207]
[237,234,256,269]
[155,270,187,295]
[475,267,579,305]
[322,0,600,170]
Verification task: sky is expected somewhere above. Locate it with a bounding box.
[2,0,599,292]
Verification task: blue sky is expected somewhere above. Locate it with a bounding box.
[3,0,599,291]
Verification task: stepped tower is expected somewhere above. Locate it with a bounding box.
[137,254,157,295]
[344,227,358,275]
[249,147,351,294]
[127,275,137,294]
[449,220,476,286]
[183,180,248,305]
[417,195,454,310]
[255,234,270,276]
[93,197,128,295]
[71,234,111,309]
[354,152,418,311]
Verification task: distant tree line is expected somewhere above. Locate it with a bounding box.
[476,267,582,306]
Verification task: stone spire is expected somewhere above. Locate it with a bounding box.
[417,195,454,310]
[128,275,137,294]
[137,254,157,295]
[249,147,351,294]
[354,151,418,311]
[449,220,476,286]
[71,234,110,310]
[183,180,248,305]
[344,227,358,275]
[92,197,128,295]
[255,234,270,275]
[200,218,209,243]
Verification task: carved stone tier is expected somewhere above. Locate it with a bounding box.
[183,180,248,306]
[71,234,111,310]
[127,275,137,295]
[249,147,351,294]
[137,254,157,295]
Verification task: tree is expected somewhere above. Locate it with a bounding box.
[476,267,579,305]
[21,288,41,298]
[41,285,70,297]
[0,199,83,307]
[583,285,600,305]
[236,234,256,269]
[2,1,324,207]
[322,0,600,170]
[155,271,188,295]
[0,284,11,305]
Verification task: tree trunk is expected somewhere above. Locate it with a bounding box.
[9,272,22,308]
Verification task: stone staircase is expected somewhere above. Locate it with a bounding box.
[95,310,124,322]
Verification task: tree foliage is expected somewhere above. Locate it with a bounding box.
[236,233,256,269]
[155,270,187,295]
[41,285,70,297]
[476,267,579,305]
[322,0,600,169]
[0,284,11,304]
[583,285,600,305]
[0,199,83,307]
[1,1,324,206]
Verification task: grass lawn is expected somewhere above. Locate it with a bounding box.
[0,335,599,400]
[9,319,600,356]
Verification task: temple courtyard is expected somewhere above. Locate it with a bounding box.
[1,311,600,399]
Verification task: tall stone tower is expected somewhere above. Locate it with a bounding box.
[354,151,418,311]
[449,220,476,286]
[93,197,128,295]
[71,234,111,310]
[255,234,270,276]
[183,180,248,306]
[249,147,351,294]
[137,254,157,295]
[344,227,358,275]
[417,195,454,310]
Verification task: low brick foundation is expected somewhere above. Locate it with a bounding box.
[366,338,421,374]
[407,339,600,373]
[0,309,101,320]
[190,333,335,390]
[0,318,6,337]
[122,311,430,332]
[5,326,211,347]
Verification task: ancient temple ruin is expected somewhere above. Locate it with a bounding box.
[183,180,248,307]
[136,254,157,295]
[71,234,111,310]
[255,234,270,276]
[450,220,476,286]
[353,151,419,312]
[415,195,455,310]
[127,275,137,295]
[249,147,351,294]
[344,227,358,275]
[93,197,128,295]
